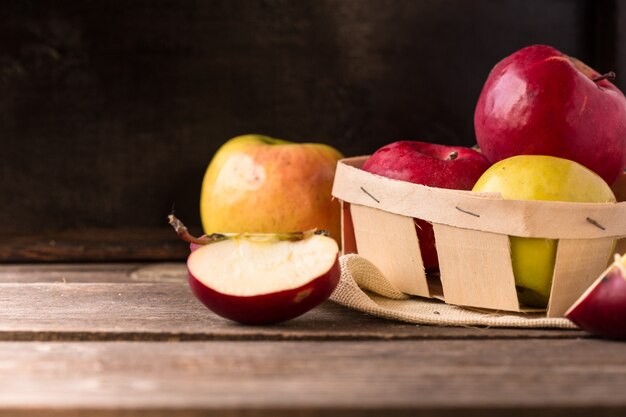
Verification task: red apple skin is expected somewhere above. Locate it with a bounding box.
[475,44,626,185]
[189,242,203,252]
[566,267,626,340]
[361,140,492,270]
[188,256,340,325]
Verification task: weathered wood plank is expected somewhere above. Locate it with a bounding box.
[0,263,186,283]
[0,280,585,341]
[0,339,625,416]
[0,262,585,341]
[0,228,188,262]
[0,262,587,340]
[0,263,143,283]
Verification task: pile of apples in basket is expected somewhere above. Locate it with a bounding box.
[170,45,626,340]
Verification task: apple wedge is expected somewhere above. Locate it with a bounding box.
[565,254,626,340]
[167,214,341,325]
[187,232,340,324]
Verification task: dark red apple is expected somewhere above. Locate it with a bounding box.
[475,44,626,185]
[565,255,626,340]
[186,232,340,325]
[361,140,492,270]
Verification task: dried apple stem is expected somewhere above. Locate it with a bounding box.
[167,214,328,245]
[592,71,616,83]
[168,214,213,245]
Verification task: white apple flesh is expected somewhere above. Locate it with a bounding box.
[187,234,340,324]
[565,255,626,340]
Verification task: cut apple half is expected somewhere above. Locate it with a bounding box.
[565,254,626,340]
[187,232,340,325]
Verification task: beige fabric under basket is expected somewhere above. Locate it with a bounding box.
[331,254,577,329]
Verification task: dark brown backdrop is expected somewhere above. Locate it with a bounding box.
[0,0,621,260]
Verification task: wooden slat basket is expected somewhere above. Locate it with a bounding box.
[332,156,626,318]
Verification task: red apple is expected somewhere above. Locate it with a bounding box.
[187,232,340,325]
[361,141,492,270]
[168,214,341,324]
[565,255,626,340]
[475,44,626,185]
[189,242,202,252]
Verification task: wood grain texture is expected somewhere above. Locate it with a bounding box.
[0,263,142,283]
[333,157,626,240]
[434,224,520,311]
[0,0,594,237]
[0,228,188,262]
[350,204,428,297]
[0,262,585,341]
[0,339,626,416]
[0,262,617,416]
[548,237,615,317]
[0,262,196,284]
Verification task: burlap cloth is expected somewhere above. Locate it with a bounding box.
[330,254,577,329]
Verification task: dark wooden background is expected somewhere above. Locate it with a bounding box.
[0,0,623,261]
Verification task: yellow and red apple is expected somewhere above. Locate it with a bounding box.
[472,155,616,307]
[200,134,343,243]
[177,134,343,324]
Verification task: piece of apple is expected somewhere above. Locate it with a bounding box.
[361,140,491,271]
[475,44,626,185]
[565,255,626,340]
[168,213,341,325]
[472,155,616,308]
[200,134,344,244]
[170,214,340,324]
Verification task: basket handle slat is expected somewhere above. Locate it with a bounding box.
[333,157,626,240]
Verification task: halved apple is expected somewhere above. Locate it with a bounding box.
[186,231,340,325]
[565,254,626,340]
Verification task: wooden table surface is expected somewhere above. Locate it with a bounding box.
[1,262,626,417]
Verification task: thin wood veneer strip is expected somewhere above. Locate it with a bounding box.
[333,156,626,240]
[350,204,429,297]
[547,237,616,317]
[433,224,520,311]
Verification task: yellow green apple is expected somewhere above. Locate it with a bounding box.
[200,134,344,242]
[472,155,616,307]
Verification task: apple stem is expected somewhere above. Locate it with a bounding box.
[448,151,458,161]
[168,214,329,245]
[168,214,214,245]
[592,71,616,83]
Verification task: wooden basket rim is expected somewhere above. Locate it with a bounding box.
[332,156,626,239]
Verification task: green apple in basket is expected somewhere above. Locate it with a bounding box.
[472,155,616,308]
